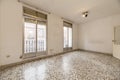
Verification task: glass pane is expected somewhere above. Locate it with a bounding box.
[68,27,72,47]
[24,20,36,53]
[37,22,46,52]
[64,27,68,48]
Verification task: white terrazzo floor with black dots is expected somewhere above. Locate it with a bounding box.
[0,51,120,80]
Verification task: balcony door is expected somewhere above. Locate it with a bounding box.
[23,7,47,58]
[23,17,47,58]
[63,21,72,51]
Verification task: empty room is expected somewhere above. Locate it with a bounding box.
[0,0,120,80]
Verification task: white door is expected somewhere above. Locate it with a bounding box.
[113,26,120,59]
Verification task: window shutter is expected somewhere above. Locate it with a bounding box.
[37,12,47,20]
[23,7,37,17]
[23,7,47,20]
[63,21,72,28]
[24,18,36,24]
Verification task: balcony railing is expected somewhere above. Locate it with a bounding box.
[24,39,46,53]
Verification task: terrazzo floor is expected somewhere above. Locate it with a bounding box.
[0,51,120,80]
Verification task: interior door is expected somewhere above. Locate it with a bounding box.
[113,26,120,59]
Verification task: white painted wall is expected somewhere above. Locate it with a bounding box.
[0,0,78,66]
[47,14,63,54]
[79,14,120,54]
[0,0,23,66]
[73,24,79,49]
[0,0,2,66]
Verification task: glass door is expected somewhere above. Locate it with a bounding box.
[24,18,36,58]
[36,21,47,56]
[63,26,72,51]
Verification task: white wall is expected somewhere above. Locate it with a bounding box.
[0,0,23,66]
[0,0,2,66]
[79,14,120,54]
[73,24,79,49]
[0,0,78,66]
[47,14,63,54]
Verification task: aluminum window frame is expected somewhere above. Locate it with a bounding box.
[22,9,48,59]
[63,21,73,52]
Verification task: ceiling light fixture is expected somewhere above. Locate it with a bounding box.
[82,11,88,17]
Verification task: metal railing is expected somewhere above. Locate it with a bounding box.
[24,39,46,53]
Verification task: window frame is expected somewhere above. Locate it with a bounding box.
[22,8,48,59]
[63,21,73,51]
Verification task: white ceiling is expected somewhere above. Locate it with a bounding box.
[21,0,120,24]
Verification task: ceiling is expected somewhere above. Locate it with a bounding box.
[21,0,120,24]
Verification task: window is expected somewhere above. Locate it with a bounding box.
[37,21,46,52]
[24,18,36,53]
[63,21,72,51]
[23,7,47,58]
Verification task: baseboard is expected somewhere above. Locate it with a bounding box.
[0,49,112,71]
[0,49,79,71]
[79,49,113,56]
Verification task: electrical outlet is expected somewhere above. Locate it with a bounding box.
[6,55,10,58]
